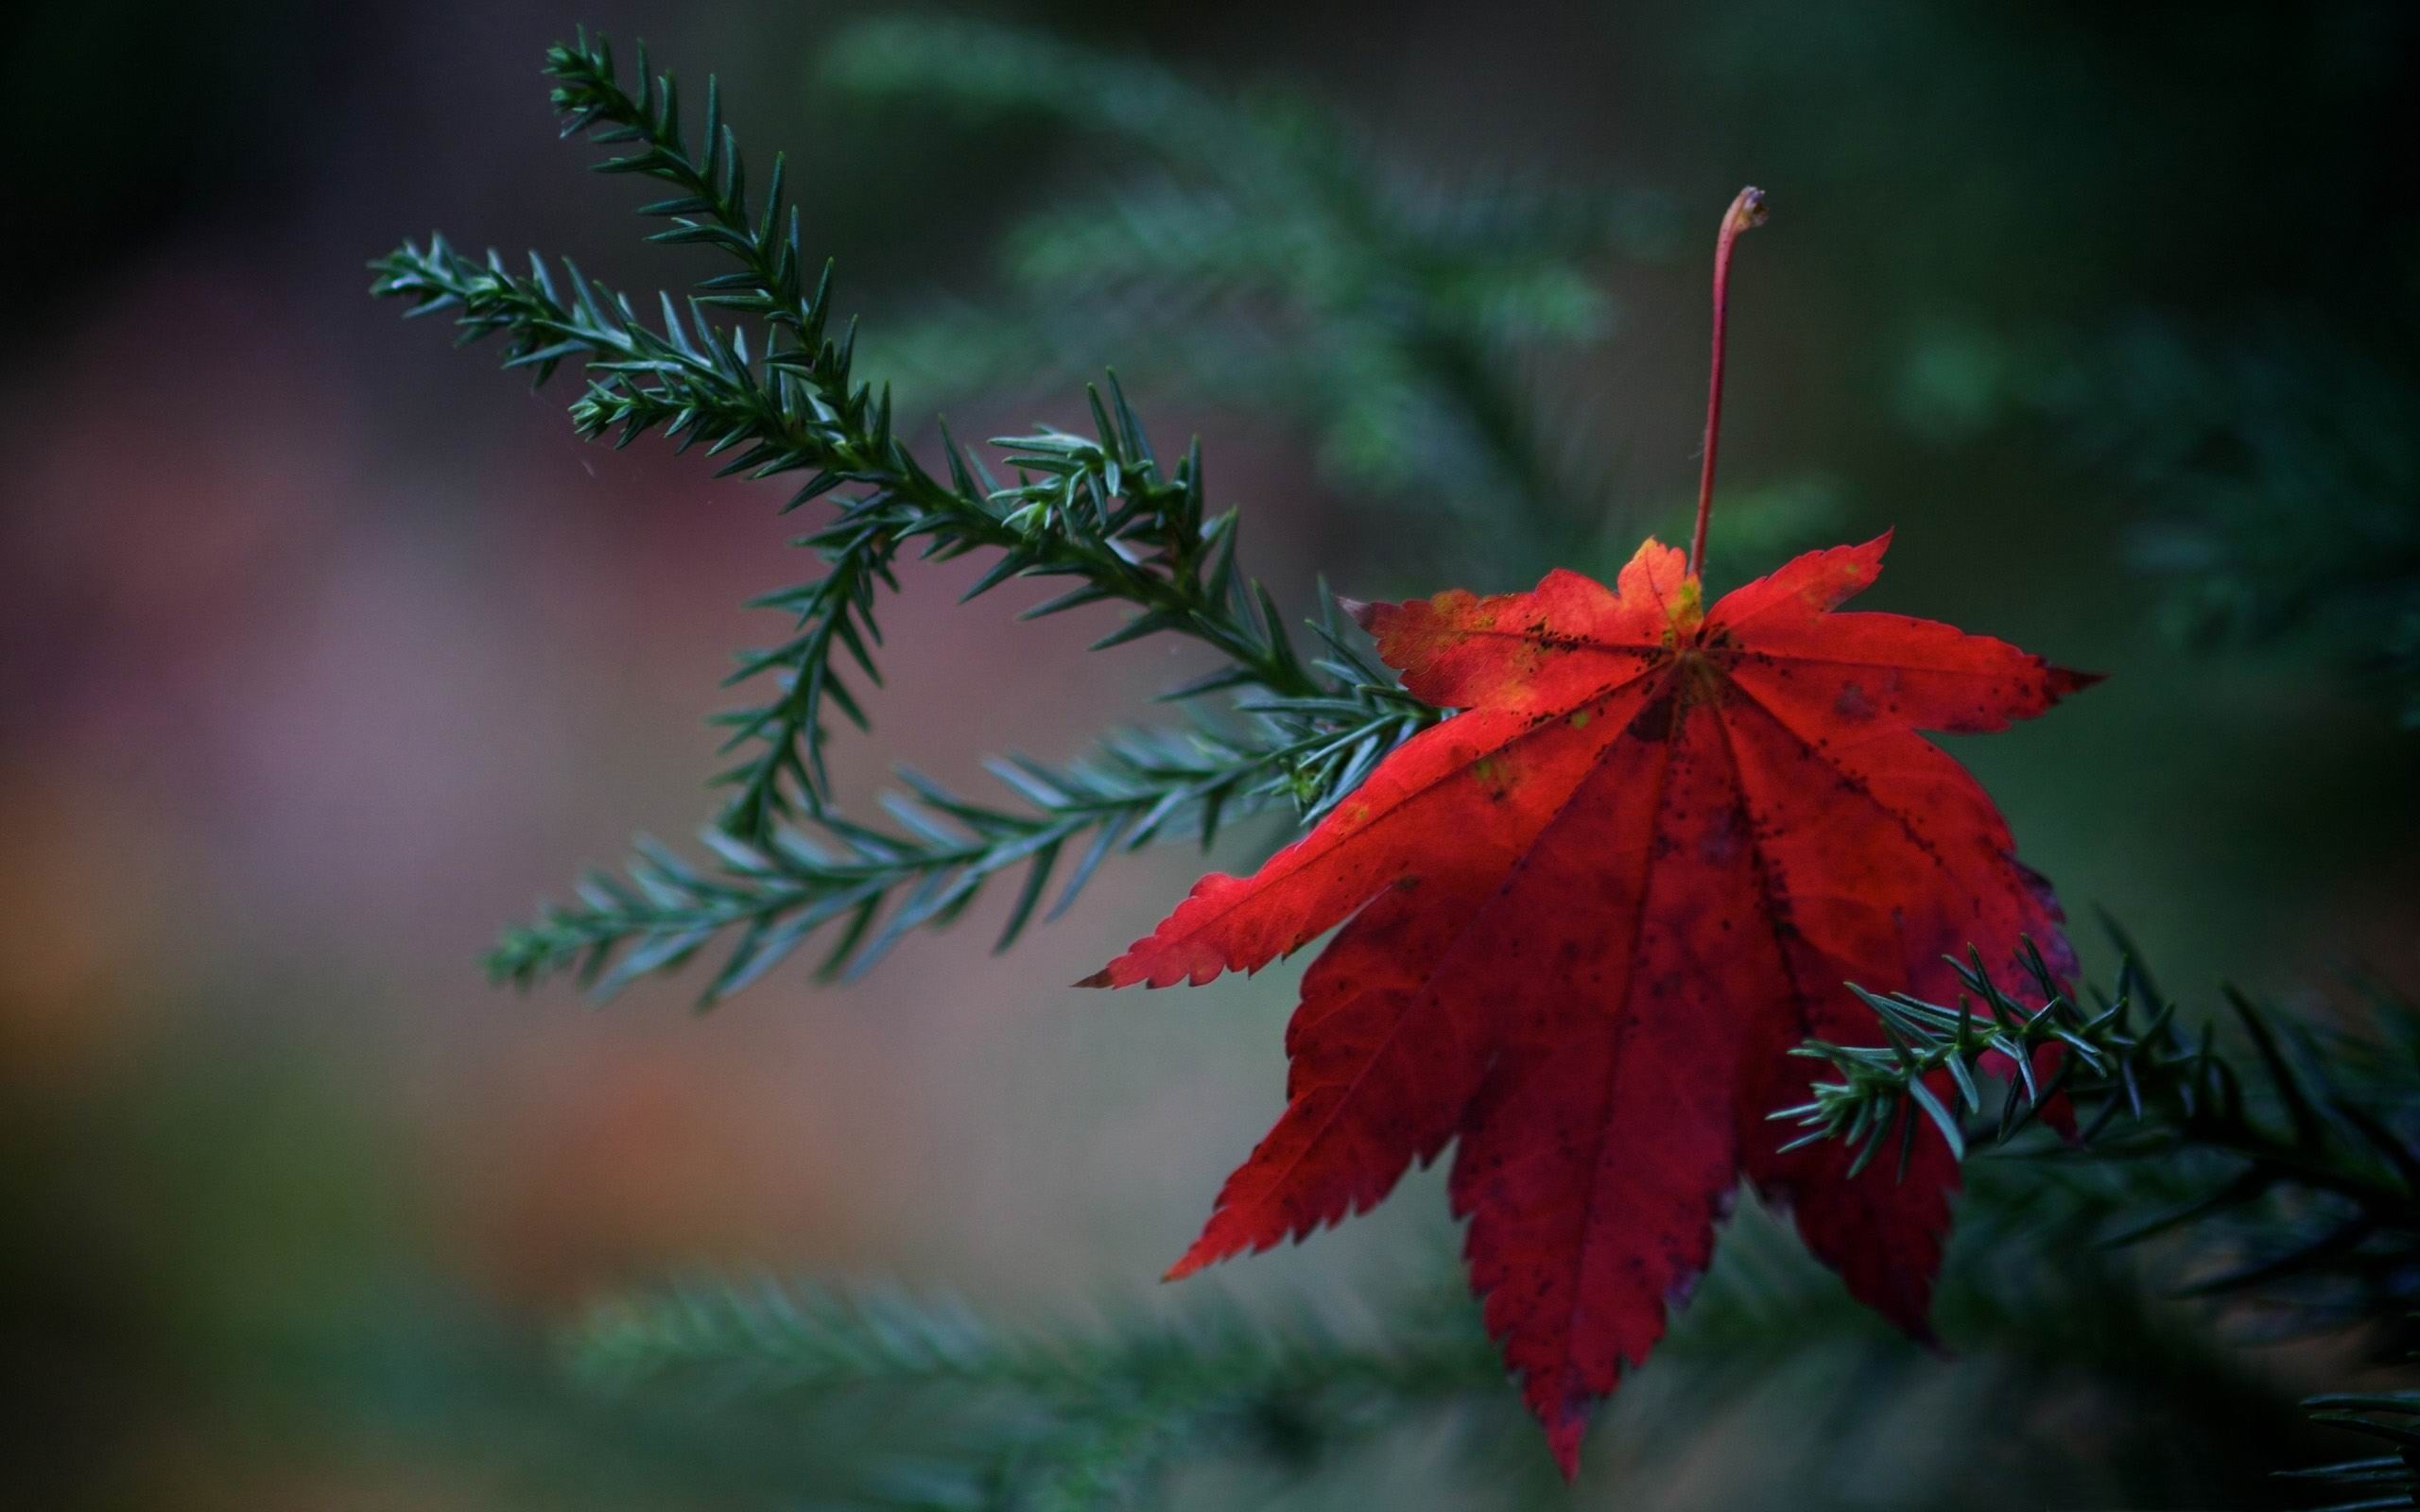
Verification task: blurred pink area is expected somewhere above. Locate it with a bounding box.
[0,237,1351,1335]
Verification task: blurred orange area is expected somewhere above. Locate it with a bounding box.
[0,768,156,1078]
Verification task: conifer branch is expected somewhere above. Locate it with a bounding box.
[372,31,1345,850]
[573,1276,1499,1509]
[570,1188,2296,1510]
[1778,940,2420,1309]
[577,1275,1495,1405]
[824,16,1669,570]
[2065,318,2420,730]
[372,32,1447,1000]
[491,650,1430,1004]
[2284,1390,2420,1511]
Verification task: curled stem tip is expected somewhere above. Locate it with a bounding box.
[1688,185,1768,580]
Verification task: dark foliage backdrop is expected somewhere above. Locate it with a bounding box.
[5,1,2415,1506]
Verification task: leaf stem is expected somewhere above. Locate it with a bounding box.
[1687,186,1768,580]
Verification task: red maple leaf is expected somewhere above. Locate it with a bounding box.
[1085,534,2093,1469]
[1081,191,2098,1473]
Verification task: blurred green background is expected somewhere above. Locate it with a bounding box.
[5,1,2416,1505]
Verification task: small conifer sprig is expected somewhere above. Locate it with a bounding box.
[1780,941,2420,1311]
[372,33,1445,998]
